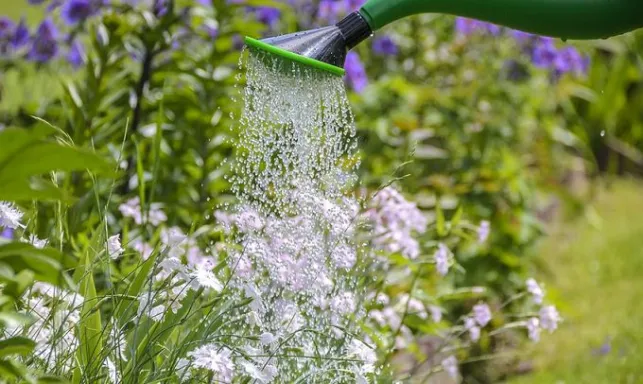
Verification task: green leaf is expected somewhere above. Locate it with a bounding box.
[0,243,76,289]
[451,205,464,227]
[74,234,103,375]
[1,269,35,298]
[0,312,33,328]
[435,200,446,237]
[0,141,113,184]
[37,375,71,384]
[0,358,25,379]
[0,127,114,202]
[0,178,71,202]
[0,336,36,357]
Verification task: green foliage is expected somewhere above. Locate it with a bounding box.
[0,0,641,382]
[509,180,643,384]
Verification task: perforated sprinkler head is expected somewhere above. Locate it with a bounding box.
[244,11,372,77]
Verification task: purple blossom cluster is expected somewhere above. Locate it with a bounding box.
[454,17,590,77]
[531,37,589,76]
[0,0,109,66]
[0,17,29,55]
[344,51,368,93]
[455,17,501,36]
[365,186,428,260]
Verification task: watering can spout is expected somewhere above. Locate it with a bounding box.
[245,12,372,77]
[245,0,643,77]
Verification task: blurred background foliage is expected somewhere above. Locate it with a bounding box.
[0,0,642,382]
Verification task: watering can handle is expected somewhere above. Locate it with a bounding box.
[359,0,643,40]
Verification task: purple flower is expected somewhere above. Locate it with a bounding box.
[1,228,13,239]
[153,0,168,17]
[473,302,492,327]
[318,0,345,23]
[455,17,501,36]
[47,0,64,12]
[256,7,280,26]
[372,35,398,56]
[12,18,30,49]
[203,23,219,39]
[67,40,84,68]
[344,51,367,93]
[531,37,557,68]
[555,46,588,75]
[348,0,365,11]
[232,34,244,50]
[28,18,59,62]
[0,17,15,40]
[530,37,589,76]
[511,29,533,42]
[28,0,48,4]
[61,0,93,25]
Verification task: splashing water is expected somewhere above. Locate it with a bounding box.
[218,48,376,381]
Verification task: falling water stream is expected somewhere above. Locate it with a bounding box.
[221,48,376,381]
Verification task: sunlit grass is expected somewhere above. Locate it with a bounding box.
[510,178,643,384]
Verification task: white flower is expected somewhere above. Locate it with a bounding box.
[330,292,355,315]
[147,203,168,225]
[347,339,377,374]
[527,317,540,342]
[234,207,264,232]
[465,317,481,342]
[22,234,47,248]
[376,293,389,305]
[31,282,84,308]
[158,257,187,277]
[398,294,427,319]
[107,235,124,259]
[477,220,490,243]
[137,293,165,321]
[190,266,223,292]
[473,302,492,327]
[176,358,191,380]
[0,202,24,229]
[119,197,142,224]
[526,278,544,304]
[429,305,442,323]
[160,226,188,248]
[368,187,427,260]
[331,243,357,269]
[105,358,118,383]
[259,332,276,345]
[188,344,235,381]
[132,239,154,260]
[539,305,561,332]
[119,197,167,225]
[240,361,277,383]
[434,243,450,276]
[441,356,459,379]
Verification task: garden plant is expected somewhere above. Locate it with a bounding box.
[0,0,642,383]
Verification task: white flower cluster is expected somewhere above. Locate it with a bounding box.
[464,302,492,342]
[221,191,360,313]
[180,342,282,383]
[364,187,428,260]
[368,293,443,350]
[118,196,167,225]
[137,229,222,322]
[0,201,24,229]
[213,181,376,380]
[523,278,561,342]
[3,283,84,373]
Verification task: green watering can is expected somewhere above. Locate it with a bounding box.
[245,0,643,76]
